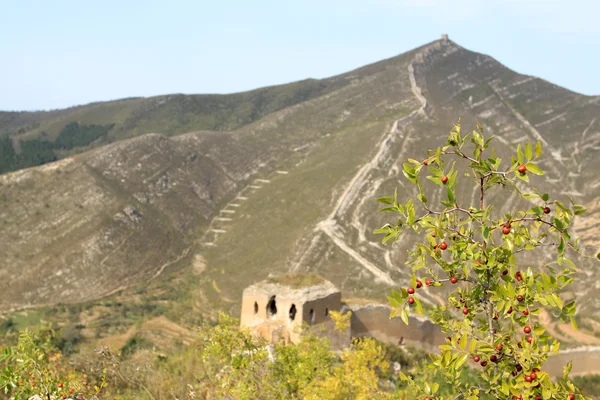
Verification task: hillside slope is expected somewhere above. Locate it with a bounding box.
[0,38,598,320]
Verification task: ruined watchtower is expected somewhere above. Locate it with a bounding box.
[240,273,342,344]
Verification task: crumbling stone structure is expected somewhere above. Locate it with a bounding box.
[240,274,344,345]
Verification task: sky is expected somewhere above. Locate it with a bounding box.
[0,0,598,111]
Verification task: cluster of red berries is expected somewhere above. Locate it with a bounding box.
[432,240,448,251]
[406,279,424,305]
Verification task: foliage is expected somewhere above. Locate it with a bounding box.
[2,310,600,399]
[53,122,113,150]
[0,136,18,174]
[0,121,112,173]
[0,328,105,399]
[375,122,590,399]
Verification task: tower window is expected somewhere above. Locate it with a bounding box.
[254,301,259,314]
[289,304,297,321]
[267,296,277,319]
[309,308,315,324]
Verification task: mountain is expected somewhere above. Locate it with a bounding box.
[1,37,599,337]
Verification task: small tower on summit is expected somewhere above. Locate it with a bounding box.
[240,273,343,344]
[441,34,449,42]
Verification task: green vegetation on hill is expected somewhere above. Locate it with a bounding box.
[264,273,327,288]
[0,121,113,173]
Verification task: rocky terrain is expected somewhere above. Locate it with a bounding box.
[1,37,599,330]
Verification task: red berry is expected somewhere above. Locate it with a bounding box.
[416,280,423,288]
[423,159,428,166]
[473,356,480,362]
[496,343,503,352]
[569,394,575,400]
[69,388,74,394]
[58,382,63,388]
[532,368,540,372]
[425,279,433,286]
[527,336,533,343]
[32,383,36,387]
[462,307,469,315]
[514,396,522,400]
[480,361,487,367]
[490,354,498,362]
[431,232,436,237]
[503,226,511,235]
[493,313,499,320]
[407,287,415,294]
[516,273,523,282]
[441,175,448,184]
[523,309,529,316]
[525,376,532,382]
[518,164,527,174]
[424,397,431,400]
[439,242,448,250]
[543,206,551,214]
[502,269,508,275]
[517,295,524,302]
[530,372,537,380]
[507,307,513,314]
[535,396,542,400]
[450,276,458,284]
[524,326,531,334]
[407,297,415,304]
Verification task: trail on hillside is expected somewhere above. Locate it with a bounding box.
[292,44,433,285]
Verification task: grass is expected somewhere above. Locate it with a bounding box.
[264,273,327,288]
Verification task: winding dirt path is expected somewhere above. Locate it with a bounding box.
[292,44,433,284]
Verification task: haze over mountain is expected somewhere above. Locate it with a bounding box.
[1,36,599,330]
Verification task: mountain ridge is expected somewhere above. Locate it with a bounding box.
[1,38,599,342]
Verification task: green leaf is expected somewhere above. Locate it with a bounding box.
[535,140,542,158]
[414,296,424,315]
[455,353,469,369]
[563,361,573,378]
[574,207,587,215]
[377,197,394,204]
[525,163,544,175]
[517,143,524,164]
[400,308,410,325]
[483,226,490,241]
[571,317,579,331]
[447,187,455,204]
[525,142,532,161]
[460,333,468,350]
[541,193,549,201]
[534,326,546,335]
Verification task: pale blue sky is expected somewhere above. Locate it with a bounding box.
[0,0,598,111]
